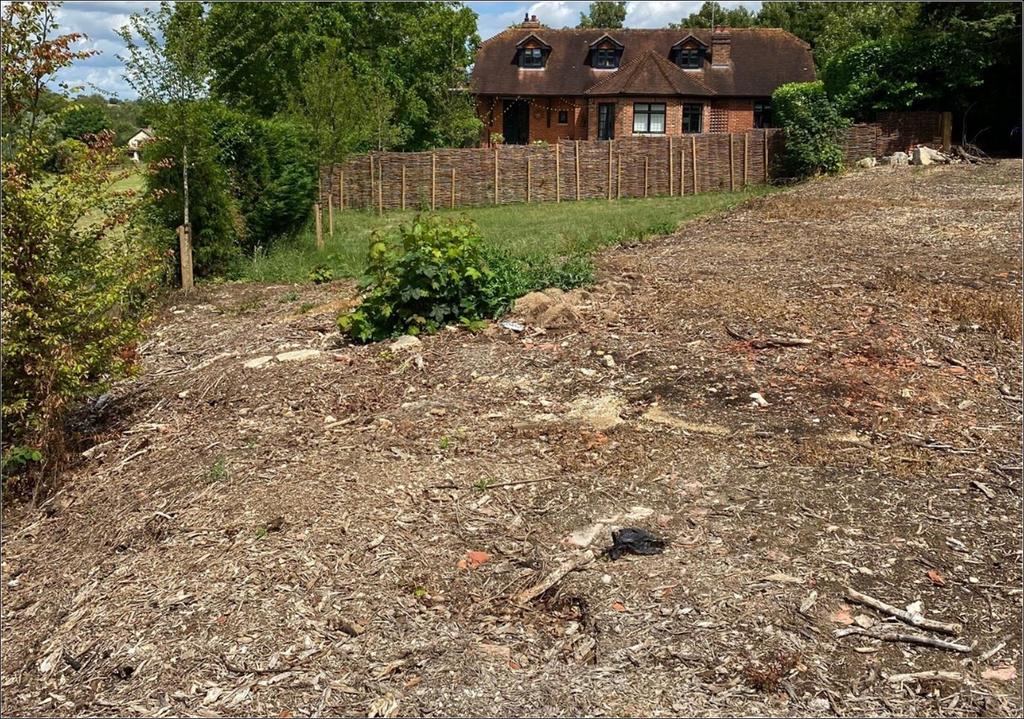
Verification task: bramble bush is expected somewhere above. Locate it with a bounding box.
[337,214,594,343]
[772,81,849,178]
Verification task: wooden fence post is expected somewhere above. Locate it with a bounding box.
[377,160,384,216]
[668,138,674,196]
[339,170,344,211]
[679,148,685,195]
[494,147,499,205]
[314,203,323,249]
[644,156,649,197]
[555,143,561,202]
[691,136,698,194]
[763,130,770,182]
[368,154,374,211]
[743,132,749,187]
[574,140,580,201]
[401,165,406,211]
[940,111,952,152]
[328,194,334,237]
[526,155,532,203]
[450,167,456,209]
[729,134,736,191]
[430,152,436,211]
[177,224,194,291]
[607,141,613,201]
[616,155,621,198]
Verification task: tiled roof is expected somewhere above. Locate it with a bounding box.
[471,27,815,97]
[584,50,716,96]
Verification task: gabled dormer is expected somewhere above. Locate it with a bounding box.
[588,33,624,70]
[516,33,551,69]
[670,34,708,69]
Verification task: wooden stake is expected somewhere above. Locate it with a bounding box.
[526,155,532,203]
[574,140,580,201]
[616,155,621,198]
[729,134,736,191]
[607,140,613,201]
[691,136,698,194]
[177,224,194,291]
[401,165,406,211]
[743,132,749,186]
[368,154,374,210]
[430,152,436,211]
[339,170,344,211]
[680,148,685,195]
[314,203,323,249]
[763,130,769,181]
[377,160,384,216]
[494,147,499,205]
[328,194,334,237]
[644,156,649,197]
[555,143,561,202]
[450,167,456,209]
[668,137,674,196]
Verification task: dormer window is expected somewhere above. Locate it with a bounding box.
[521,47,544,68]
[677,48,703,69]
[594,47,619,69]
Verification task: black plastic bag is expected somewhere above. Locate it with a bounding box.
[604,527,666,560]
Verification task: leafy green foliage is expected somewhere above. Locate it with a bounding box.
[308,265,334,284]
[205,1,482,150]
[674,1,757,28]
[58,103,109,139]
[772,82,848,178]
[47,137,87,173]
[578,1,627,29]
[483,249,593,311]
[338,215,507,342]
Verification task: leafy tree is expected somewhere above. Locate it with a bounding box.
[58,102,109,139]
[205,1,480,150]
[578,1,627,29]
[674,2,757,29]
[772,81,848,177]
[1,2,160,498]
[756,2,836,49]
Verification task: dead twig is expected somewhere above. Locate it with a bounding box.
[835,627,971,653]
[887,670,963,684]
[845,586,962,635]
[515,550,594,605]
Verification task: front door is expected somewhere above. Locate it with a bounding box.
[598,103,615,140]
[503,99,529,144]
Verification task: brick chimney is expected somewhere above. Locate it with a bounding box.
[711,27,731,66]
[521,13,541,28]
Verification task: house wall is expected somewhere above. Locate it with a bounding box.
[477,96,586,145]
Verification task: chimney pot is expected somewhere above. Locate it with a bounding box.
[531,15,537,22]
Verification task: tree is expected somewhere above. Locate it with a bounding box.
[58,103,109,139]
[205,1,481,150]
[578,1,627,29]
[756,2,835,48]
[119,2,210,252]
[674,2,757,29]
[771,81,847,177]
[1,1,159,498]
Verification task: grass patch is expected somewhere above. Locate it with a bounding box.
[238,186,775,284]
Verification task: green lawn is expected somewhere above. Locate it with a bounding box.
[239,186,776,283]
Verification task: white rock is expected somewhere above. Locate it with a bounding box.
[750,392,769,407]
[276,349,321,363]
[243,355,275,369]
[602,354,616,368]
[856,157,877,168]
[390,335,422,352]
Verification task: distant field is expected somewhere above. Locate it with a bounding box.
[239,186,775,283]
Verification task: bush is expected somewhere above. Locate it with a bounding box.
[338,215,506,342]
[772,81,849,178]
[483,249,593,309]
[58,103,109,140]
[2,132,161,496]
[146,104,316,277]
[48,137,88,173]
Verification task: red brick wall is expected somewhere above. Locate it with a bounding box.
[477,96,586,145]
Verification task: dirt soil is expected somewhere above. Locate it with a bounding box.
[2,161,1022,717]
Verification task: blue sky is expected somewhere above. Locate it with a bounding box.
[53,1,761,99]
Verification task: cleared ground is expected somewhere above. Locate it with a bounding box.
[2,161,1021,717]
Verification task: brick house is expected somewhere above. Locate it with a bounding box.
[471,16,815,145]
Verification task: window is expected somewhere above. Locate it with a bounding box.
[677,48,702,69]
[753,101,772,129]
[632,103,666,134]
[557,110,569,125]
[521,47,544,68]
[683,103,702,133]
[598,103,615,140]
[594,48,618,69]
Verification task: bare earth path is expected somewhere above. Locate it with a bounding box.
[3,161,1021,717]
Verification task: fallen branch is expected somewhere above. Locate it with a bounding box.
[723,325,813,349]
[835,627,971,653]
[515,550,594,605]
[887,670,963,684]
[845,586,962,636]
